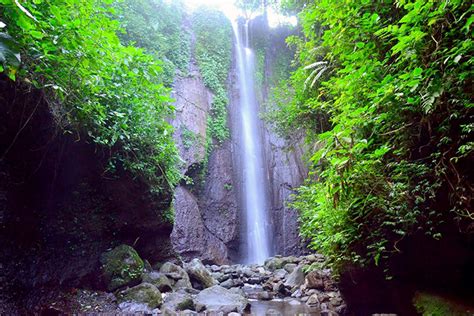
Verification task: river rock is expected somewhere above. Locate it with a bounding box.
[160,262,192,289]
[195,285,249,313]
[256,291,272,300]
[264,257,286,271]
[305,270,325,290]
[306,293,320,307]
[266,308,283,316]
[283,263,297,273]
[185,258,217,288]
[220,278,236,289]
[118,302,158,313]
[161,292,195,314]
[117,283,162,309]
[100,244,144,291]
[274,269,287,279]
[284,265,305,288]
[142,271,173,292]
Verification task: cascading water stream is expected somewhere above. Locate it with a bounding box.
[232,20,272,264]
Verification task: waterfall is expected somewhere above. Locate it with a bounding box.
[232,20,272,264]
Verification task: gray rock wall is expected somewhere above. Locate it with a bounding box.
[170,43,239,264]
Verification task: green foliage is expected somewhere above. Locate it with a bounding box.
[192,8,232,144]
[113,0,190,86]
[0,31,20,79]
[181,127,198,150]
[0,0,181,194]
[275,0,473,273]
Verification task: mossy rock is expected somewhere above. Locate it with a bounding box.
[142,271,173,292]
[100,244,144,291]
[117,282,162,309]
[413,292,473,316]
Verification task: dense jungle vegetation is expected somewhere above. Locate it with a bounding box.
[0,0,234,200]
[268,0,473,275]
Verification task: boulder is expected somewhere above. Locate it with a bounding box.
[264,257,286,271]
[306,294,320,307]
[185,258,217,289]
[142,271,173,292]
[195,285,249,314]
[256,291,272,300]
[305,270,325,290]
[117,283,162,309]
[100,245,144,291]
[220,278,236,289]
[160,262,192,289]
[283,263,297,274]
[284,265,305,288]
[274,269,288,279]
[161,292,195,314]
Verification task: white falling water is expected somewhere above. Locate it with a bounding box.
[233,20,272,264]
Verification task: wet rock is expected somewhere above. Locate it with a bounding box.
[283,263,297,274]
[212,272,224,280]
[217,273,230,283]
[118,301,158,313]
[306,294,320,307]
[306,254,324,263]
[220,278,236,289]
[305,270,325,290]
[161,292,195,314]
[100,245,144,291]
[256,291,272,300]
[228,312,242,316]
[185,258,217,289]
[284,265,305,288]
[160,262,192,289]
[117,283,162,309]
[264,257,286,271]
[273,269,287,279]
[195,285,249,313]
[266,308,283,316]
[142,271,173,292]
[291,289,302,298]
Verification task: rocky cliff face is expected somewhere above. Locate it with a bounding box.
[263,130,308,256]
[257,22,308,256]
[170,44,239,264]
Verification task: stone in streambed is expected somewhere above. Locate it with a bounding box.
[160,262,192,289]
[273,269,287,280]
[100,244,144,291]
[306,293,320,307]
[264,257,286,271]
[117,282,162,309]
[195,285,249,314]
[185,258,217,289]
[305,270,325,290]
[161,292,195,314]
[284,265,305,288]
[142,271,173,292]
[283,263,297,274]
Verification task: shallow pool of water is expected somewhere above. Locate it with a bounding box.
[247,299,320,316]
